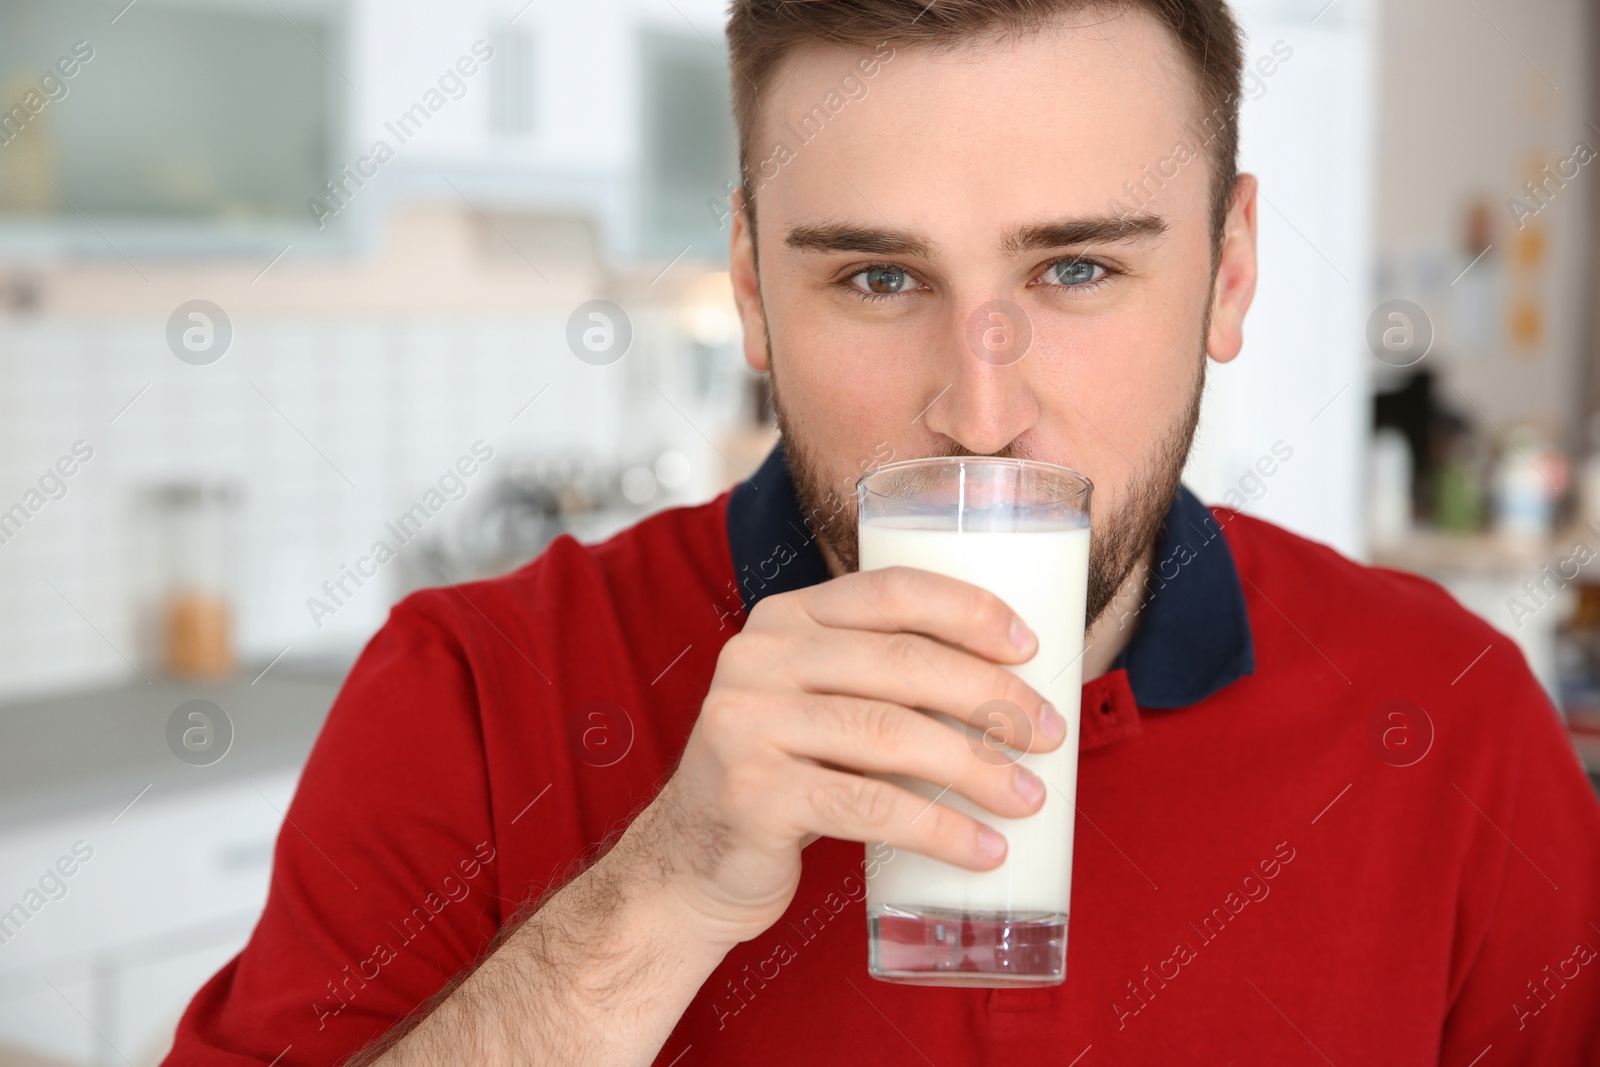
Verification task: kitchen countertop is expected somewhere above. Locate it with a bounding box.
[1369,522,1600,577]
[0,660,348,833]
[5,654,1592,832]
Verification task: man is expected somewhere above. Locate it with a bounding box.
[166,0,1600,1063]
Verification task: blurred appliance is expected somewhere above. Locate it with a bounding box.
[1366,428,1412,551]
[399,447,693,590]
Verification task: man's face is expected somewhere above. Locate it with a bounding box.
[729,9,1257,625]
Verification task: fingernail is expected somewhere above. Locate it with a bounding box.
[977,826,1006,860]
[1039,702,1065,743]
[1014,766,1044,805]
[1010,616,1035,652]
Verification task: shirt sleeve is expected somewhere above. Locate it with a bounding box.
[162,593,505,1065]
[1438,653,1600,1064]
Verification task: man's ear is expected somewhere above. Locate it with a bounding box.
[729,186,770,373]
[1205,173,1259,365]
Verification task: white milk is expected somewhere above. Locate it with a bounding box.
[859,518,1090,916]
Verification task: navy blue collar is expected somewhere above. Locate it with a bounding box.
[724,441,1254,709]
[1105,476,1255,707]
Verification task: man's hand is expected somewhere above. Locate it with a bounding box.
[648,564,1065,949]
[354,565,1061,1067]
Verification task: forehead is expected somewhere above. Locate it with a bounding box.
[751,10,1210,242]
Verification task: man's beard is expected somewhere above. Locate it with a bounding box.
[772,359,1205,630]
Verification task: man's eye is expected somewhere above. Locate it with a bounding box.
[850,266,917,295]
[1040,260,1106,287]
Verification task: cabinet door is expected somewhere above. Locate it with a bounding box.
[0,772,294,1064]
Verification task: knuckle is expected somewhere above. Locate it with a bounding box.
[727,626,771,661]
[721,628,789,678]
[984,760,1023,805]
[908,798,966,858]
[886,633,924,675]
[974,591,1012,637]
[919,798,959,845]
[1001,672,1040,715]
[812,775,894,829]
[853,778,900,827]
[872,565,915,614]
[745,593,803,639]
[808,776,854,825]
[700,686,754,737]
[854,699,907,751]
[713,632,748,676]
[745,593,782,628]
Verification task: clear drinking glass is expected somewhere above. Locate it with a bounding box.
[857,455,1092,986]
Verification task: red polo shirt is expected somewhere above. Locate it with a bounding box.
[166,442,1600,1064]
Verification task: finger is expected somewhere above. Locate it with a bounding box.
[793,566,1039,665]
[792,763,1008,871]
[771,692,1045,819]
[790,628,1063,753]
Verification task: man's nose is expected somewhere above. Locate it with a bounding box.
[919,299,1043,455]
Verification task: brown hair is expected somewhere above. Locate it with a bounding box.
[725,0,1246,257]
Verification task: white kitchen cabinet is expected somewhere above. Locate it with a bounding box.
[0,674,337,1065]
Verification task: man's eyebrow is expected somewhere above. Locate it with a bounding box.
[782,215,1167,258]
[1001,213,1169,255]
[783,223,934,258]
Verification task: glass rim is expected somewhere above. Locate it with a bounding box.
[856,454,1094,498]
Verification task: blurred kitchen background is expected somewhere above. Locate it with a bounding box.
[0,0,1596,1061]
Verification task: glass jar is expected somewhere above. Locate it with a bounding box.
[145,481,239,679]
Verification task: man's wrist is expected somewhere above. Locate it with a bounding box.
[494,811,740,1009]
[604,804,750,963]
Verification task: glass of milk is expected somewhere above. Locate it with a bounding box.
[856,455,1091,986]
